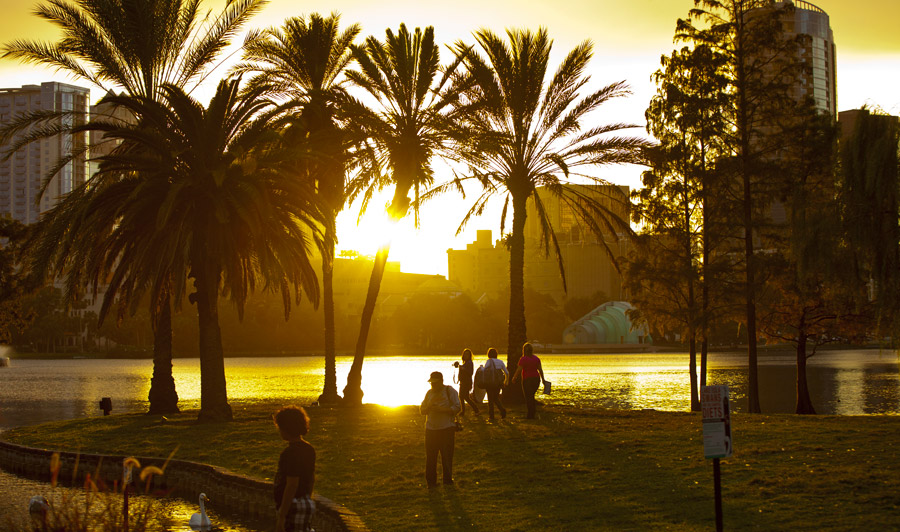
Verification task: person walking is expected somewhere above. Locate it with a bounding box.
[456,349,480,415]
[420,371,461,487]
[483,348,508,421]
[512,342,548,419]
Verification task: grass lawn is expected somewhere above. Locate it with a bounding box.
[3,403,900,531]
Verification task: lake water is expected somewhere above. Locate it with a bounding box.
[1,349,898,529]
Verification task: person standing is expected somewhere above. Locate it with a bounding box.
[512,342,548,419]
[483,348,508,421]
[273,406,316,532]
[420,371,461,487]
[456,348,480,415]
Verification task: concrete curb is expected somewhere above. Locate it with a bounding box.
[0,440,367,531]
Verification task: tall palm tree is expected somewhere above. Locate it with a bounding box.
[3,0,266,414]
[32,78,324,421]
[234,12,360,405]
[339,24,467,405]
[450,28,647,384]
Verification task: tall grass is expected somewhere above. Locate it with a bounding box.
[4,452,173,532]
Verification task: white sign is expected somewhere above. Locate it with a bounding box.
[701,385,732,459]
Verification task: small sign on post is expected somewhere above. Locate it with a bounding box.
[701,385,732,532]
[701,385,732,459]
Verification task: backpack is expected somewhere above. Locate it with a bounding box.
[474,366,485,389]
[482,360,505,389]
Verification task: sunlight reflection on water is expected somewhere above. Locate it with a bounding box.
[1,350,898,428]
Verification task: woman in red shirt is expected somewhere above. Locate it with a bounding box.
[512,342,548,419]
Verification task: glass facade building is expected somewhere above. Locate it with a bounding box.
[776,0,837,114]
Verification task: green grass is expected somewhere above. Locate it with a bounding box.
[4,404,900,531]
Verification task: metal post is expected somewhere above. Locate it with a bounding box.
[713,457,723,532]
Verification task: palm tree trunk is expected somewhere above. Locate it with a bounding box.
[505,193,528,404]
[319,224,340,405]
[194,266,232,422]
[148,293,179,414]
[343,244,391,406]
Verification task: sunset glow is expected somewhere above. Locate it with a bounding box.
[2,0,896,277]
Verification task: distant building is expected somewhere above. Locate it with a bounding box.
[0,82,90,224]
[773,1,837,114]
[447,185,630,304]
[89,92,131,171]
[330,255,457,321]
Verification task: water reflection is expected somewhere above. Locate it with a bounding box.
[1,351,899,428]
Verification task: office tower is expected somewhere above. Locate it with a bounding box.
[0,82,90,224]
[775,1,837,114]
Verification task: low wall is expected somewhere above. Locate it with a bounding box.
[0,440,367,532]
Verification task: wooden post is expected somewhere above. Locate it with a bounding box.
[713,458,723,532]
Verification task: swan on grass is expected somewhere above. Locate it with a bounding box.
[189,493,211,530]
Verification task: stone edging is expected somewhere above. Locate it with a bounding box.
[0,440,367,532]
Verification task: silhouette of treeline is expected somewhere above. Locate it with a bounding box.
[9,280,594,356]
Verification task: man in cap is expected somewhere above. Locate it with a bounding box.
[420,371,461,487]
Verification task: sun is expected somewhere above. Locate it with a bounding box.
[334,190,464,276]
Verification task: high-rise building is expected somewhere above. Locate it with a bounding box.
[775,1,837,114]
[447,185,630,305]
[0,82,90,224]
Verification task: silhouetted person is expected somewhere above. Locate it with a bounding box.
[512,342,548,419]
[420,371,461,487]
[455,348,480,415]
[274,406,316,532]
[483,348,508,421]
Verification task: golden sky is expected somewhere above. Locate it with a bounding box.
[1,0,898,276]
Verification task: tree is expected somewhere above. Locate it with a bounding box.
[339,24,467,405]
[235,12,361,404]
[628,43,731,411]
[386,293,484,352]
[562,290,609,323]
[450,28,646,391]
[678,0,805,413]
[839,108,900,338]
[758,104,874,414]
[4,0,266,414]
[35,78,324,421]
[0,219,31,345]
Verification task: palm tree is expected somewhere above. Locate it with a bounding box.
[3,0,266,414]
[450,28,647,384]
[33,78,324,421]
[339,24,467,405]
[234,12,360,405]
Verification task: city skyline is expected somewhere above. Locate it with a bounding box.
[0,0,897,276]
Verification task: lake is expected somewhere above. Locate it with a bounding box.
[0,349,898,529]
[2,350,899,429]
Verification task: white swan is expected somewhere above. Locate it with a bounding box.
[189,493,211,530]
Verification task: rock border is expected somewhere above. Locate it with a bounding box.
[0,440,367,532]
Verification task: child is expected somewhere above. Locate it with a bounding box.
[274,406,316,532]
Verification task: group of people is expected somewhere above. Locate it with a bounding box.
[269,343,549,531]
[419,342,549,488]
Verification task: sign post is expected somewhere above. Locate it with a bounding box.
[701,385,732,532]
